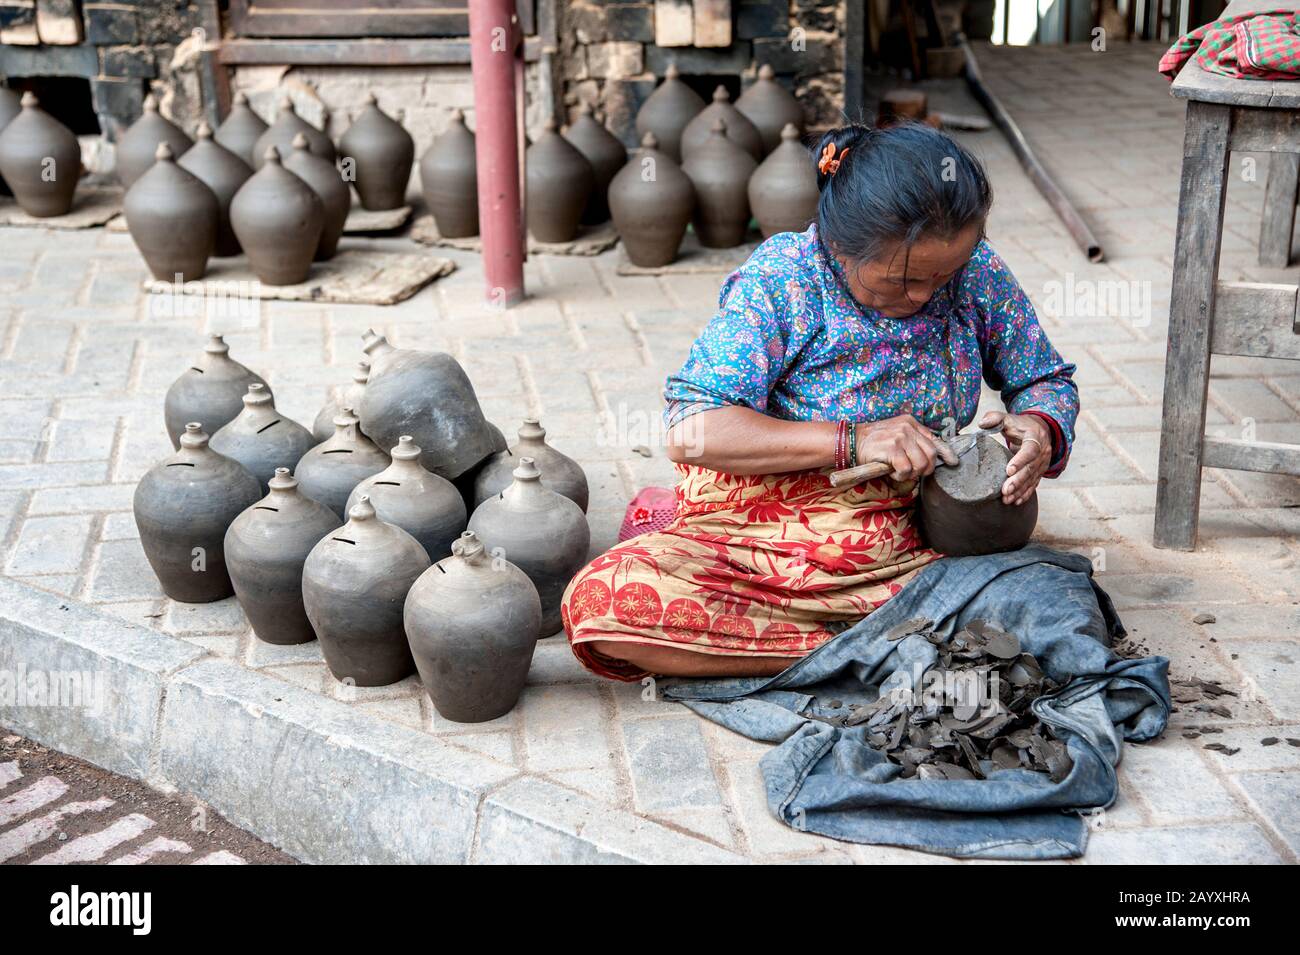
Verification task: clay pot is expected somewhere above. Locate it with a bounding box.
[252,95,335,170]
[419,108,478,238]
[283,133,349,261]
[635,63,705,164]
[302,495,429,686]
[608,132,695,268]
[210,383,316,494]
[346,436,467,562]
[0,92,81,217]
[214,91,268,168]
[682,119,758,249]
[681,86,764,163]
[134,423,262,603]
[229,146,325,285]
[115,93,193,189]
[338,93,414,211]
[0,85,20,196]
[312,360,370,443]
[526,118,593,243]
[748,124,818,238]
[164,334,270,449]
[294,408,390,518]
[124,143,219,282]
[467,458,590,636]
[736,64,804,155]
[358,330,506,480]
[919,435,1038,557]
[224,468,342,645]
[404,531,541,722]
[177,121,252,257]
[564,105,627,225]
[472,418,589,512]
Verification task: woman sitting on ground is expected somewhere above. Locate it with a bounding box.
[561,122,1078,681]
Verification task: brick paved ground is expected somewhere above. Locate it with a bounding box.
[0,41,1297,863]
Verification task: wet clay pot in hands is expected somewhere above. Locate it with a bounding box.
[164,334,270,449]
[283,133,349,261]
[472,418,589,512]
[338,93,414,211]
[635,64,705,164]
[0,92,81,217]
[919,435,1038,557]
[214,91,267,168]
[564,105,626,225]
[134,424,262,602]
[608,132,695,268]
[526,118,593,243]
[346,435,468,562]
[224,468,341,645]
[419,108,478,238]
[312,360,369,443]
[230,146,324,285]
[467,458,590,636]
[680,86,764,163]
[115,93,193,189]
[748,124,818,238]
[177,121,252,257]
[359,330,506,480]
[294,408,391,518]
[124,143,219,282]
[252,95,335,170]
[404,531,542,722]
[683,119,758,249]
[302,496,429,686]
[210,383,316,494]
[736,64,804,155]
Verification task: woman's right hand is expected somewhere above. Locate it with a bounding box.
[855,415,958,481]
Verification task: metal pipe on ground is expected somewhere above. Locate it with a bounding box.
[960,38,1105,263]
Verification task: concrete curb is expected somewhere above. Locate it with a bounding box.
[0,578,744,864]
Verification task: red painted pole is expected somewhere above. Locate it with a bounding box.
[468,0,526,308]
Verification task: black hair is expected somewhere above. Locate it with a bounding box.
[814,122,992,271]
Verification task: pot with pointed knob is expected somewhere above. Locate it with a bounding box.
[115,93,193,189]
[164,334,270,449]
[683,119,758,249]
[338,93,414,211]
[467,458,590,636]
[0,85,21,195]
[608,131,695,268]
[313,360,370,443]
[124,142,219,282]
[526,118,593,243]
[225,468,341,645]
[177,121,252,257]
[748,123,818,238]
[302,495,429,686]
[472,418,588,512]
[252,95,335,170]
[230,145,325,285]
[404,530,541,722]
[283,132,349,261]
[211,383,316,494]
[736,64,804,155]
[134,423,262,602]
[346,435,467,562]
[294,408,390,518]
[0,92,81,217]
[635,64,705,164]
[564,104,626,225]
[214,91,267,167]
[681,86,764,163]
[419,108,478,238]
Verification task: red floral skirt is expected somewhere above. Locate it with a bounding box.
[561,464,938,681]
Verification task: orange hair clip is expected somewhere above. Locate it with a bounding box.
[818,142,849,176]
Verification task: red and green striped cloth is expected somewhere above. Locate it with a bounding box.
[1159,6,1300,81]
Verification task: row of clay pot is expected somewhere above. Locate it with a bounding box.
[0,91,81,217]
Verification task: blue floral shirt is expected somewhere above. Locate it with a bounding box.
[663,225,1078,474]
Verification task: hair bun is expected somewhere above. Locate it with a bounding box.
[814,125,870,193]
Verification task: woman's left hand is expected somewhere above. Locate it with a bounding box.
[978,411,1053,505]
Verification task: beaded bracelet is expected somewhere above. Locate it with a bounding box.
[847,421,858,468]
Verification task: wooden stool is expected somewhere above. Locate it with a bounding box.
[1155,5,1300,550]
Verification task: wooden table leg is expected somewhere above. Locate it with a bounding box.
[1259,153,1300,268]
[1155,101,1232,551]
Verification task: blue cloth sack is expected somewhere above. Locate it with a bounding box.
[665,545,1170,860]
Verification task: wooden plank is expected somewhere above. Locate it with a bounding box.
[1230,105,1300,152]
[843,0,866,121]
[218,36,541,65]
[1171,61,1276,109]
[1211,281,1300,359]
[232,11,472,38]
[655,0,694,47]
[1202,438,1300,476]
[693,0,731,48]
[34,0,81,45]
[1154,100,1233,552]
[1259,155,1299,267]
